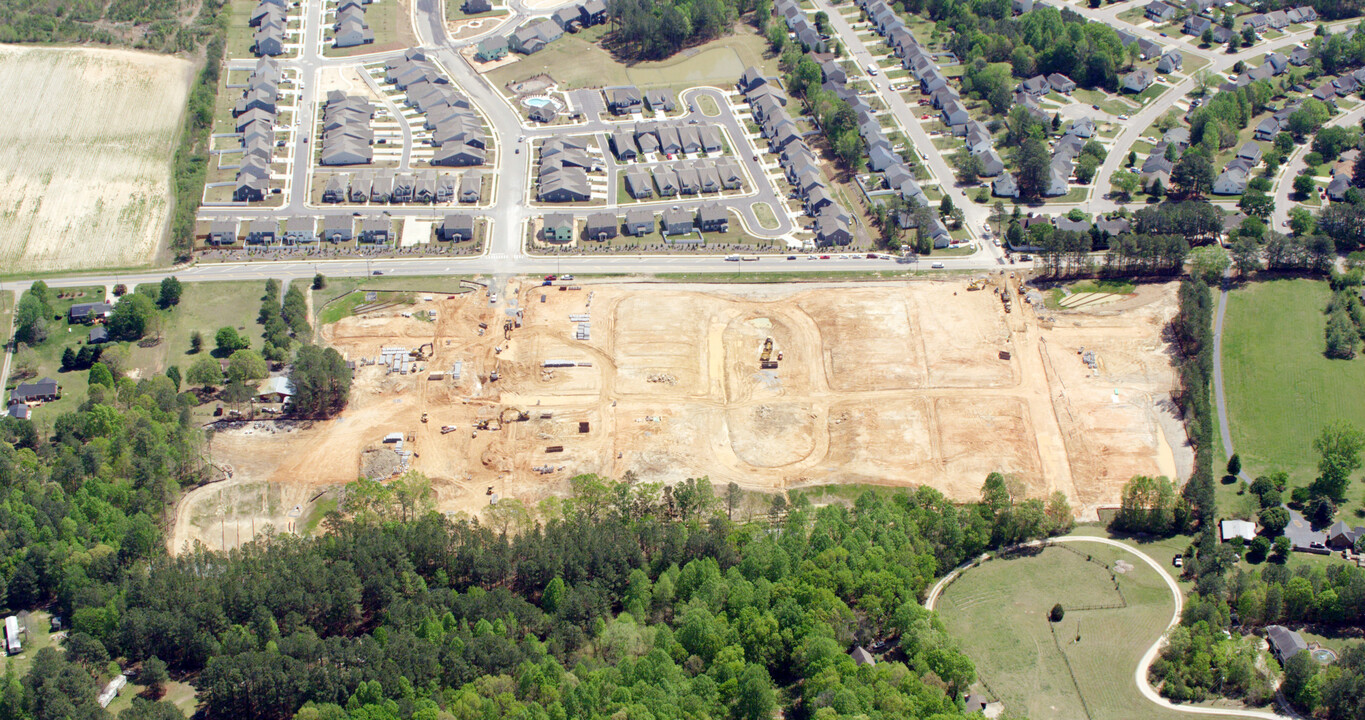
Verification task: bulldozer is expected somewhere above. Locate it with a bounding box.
[760,337,774,363]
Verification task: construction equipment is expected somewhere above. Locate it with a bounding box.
[409,343,433,359]
[967,278,988,291]
[501,407,530,423]
[420,413,428,423]
[760,337,774,363]
[441,425,457,434]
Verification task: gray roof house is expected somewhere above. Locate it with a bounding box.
[208,220,238,245]
[438,214,475,242]
[322,217,353,243]
[1047,73,1076,94]
[644,88,676,113]
[624,166,653,198]
[1157,50,1183,73]
[1122,69,1155,93]
[1237,142,1263,164]
[1145,1,1178,21]
[993,172,1019,198]
[815,210,852,247]
[624,208,654,236]
[1213,168,1248,195]
[10,378,59,404]
[696,204,729,232]
[661,208,694,235]
[584,212,618,240]
[476,35,508,62]
[869,143,899,172]
[607,85,643,115]
[1265,626,1307,663]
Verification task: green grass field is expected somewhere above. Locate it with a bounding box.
[313,276,475,328]
[9,286,107,419]
[489,28,776,94]
[1222,278,1365,512]
[938,544,1213,720]
[128,281,270,375]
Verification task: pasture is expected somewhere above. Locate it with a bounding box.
[0,45,193,272]
[937,543,1208,720]
[1222,278,1365,512]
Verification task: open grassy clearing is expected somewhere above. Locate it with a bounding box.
[9,286,106,418]
[489,27,777,93]
[313,275,477,328]
[0,45,193,272]
[938,543,1252,720]
[1222,278,1365,514]
[127,281,270,374]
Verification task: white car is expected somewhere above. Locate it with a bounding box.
[866,63,879,76]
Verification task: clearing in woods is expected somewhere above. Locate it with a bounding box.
[937,544,1259,720]
[179,279,1189,552]
[0,45,193,272]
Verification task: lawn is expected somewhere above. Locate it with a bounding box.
[0,611,57,678]
[314,276,476,327]
[489,27,775,94]
[937,543,1218,720]
[752,201,779,229]
[1222,278,1365,513]
[128,281,272,375]
[697,94,721,117]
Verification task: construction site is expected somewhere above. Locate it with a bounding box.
[176,277,1191,551]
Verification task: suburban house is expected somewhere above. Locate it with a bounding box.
[1183,15,1212,35]
[68,302,112,324]
[284,217,315,244]
[475,36,508,63]
[644,89,675,113]
[993,172,1019,198]
[624,208,654,236]
[459,172,483,203]
[360,218,390,243]
[623,166,652,198]
[322,218,353,243]
[661,208,694,236]
[463,0,492,12]
[1046,73,1076,94]
[1145,1,1177,21]
[245,219,277,245]
[696,205,729,233]
[607,86,643,115]
[584,212,618,241]
[10,378,59,405]
[438,214,475,242]
[1122,69,1155,93]
[1019,75,1050,96]
[1265,626,1307,663]
[508,19,562,54]
[6,403,28,420]
[208,220,238,245]
[552,5,580,31]
[579,0,607,25]
[815,211,852,246]
[1237,142,1263,165]
[542,213,574,243]
[1157,50,1183,73]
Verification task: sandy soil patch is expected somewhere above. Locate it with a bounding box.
[181,278,1189,551]
[0,45,194,271]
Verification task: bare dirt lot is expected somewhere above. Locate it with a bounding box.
[0,45,193,271]
[176,279,1189,551]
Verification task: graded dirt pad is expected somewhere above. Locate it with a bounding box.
[183,279,1189,550]
[0,45,193,271]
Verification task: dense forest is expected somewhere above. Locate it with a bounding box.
[605,0,757,59]
[0,0,222,52]
[0,343,1081,720]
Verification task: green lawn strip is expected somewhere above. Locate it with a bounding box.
[315,276,475,326]
[937,543,1222,720]
[751,201,779,229]
[697,94,721,117]
[1221,278,1365,517]
[1069,279,1137,295]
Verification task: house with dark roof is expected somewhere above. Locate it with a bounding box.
[360,217,390,243]
[542,213,574,243]
[993,173,1019,198]
[1158,50,1183,73]
[1184,15,1212,36]
[1047,73,1076,94]
[1019,75,1050,97]
[322,218,353,243]
[696,205,729,233]
[463,0,492,12]
[208,220,238,245]
[68,302,113,324]
[1145,1,1177,21]
[11,378,59,404]
[1326,520,1364,549]
[6,403,28,420]
[528,103,557,123]
[459,172,483,203]
[815,210,852,247]
[607,86,643,115]
[584,212,618,241]
[438,214,475,242]
[1265,626,1307,663]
